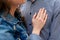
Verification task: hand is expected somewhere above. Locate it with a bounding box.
[32,8,48,35]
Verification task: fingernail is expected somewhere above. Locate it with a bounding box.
[45,10,46,12]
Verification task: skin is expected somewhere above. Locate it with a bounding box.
[32,8,48,35]
[4,0,48,36]
[6,0,26,16]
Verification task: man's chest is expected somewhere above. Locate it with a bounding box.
[24,0,54,39]
[25,0,53,26]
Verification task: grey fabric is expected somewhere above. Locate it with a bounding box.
[20,0,60,40]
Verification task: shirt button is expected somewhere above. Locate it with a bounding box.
[30,13,31,15]
[29,23,32,25]
[17,38,21,40]
[13,25,16,30]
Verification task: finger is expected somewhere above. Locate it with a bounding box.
[36,8,42,18]
[40,8,45,19]
[42,10,46,20]
[33,12,37,19]
[44,14,48,23]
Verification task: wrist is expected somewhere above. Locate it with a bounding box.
[32,28,41,35]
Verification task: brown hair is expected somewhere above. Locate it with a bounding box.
[0,0,28,31]
[0,0,3,10]
[0,0,11,11]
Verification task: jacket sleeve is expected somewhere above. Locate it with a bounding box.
[29,34,43,40]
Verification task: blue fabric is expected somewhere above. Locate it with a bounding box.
[0,12,28,40]
[30,34,43,40]
[21,0,60,40]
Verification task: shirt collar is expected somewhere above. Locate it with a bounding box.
[0,11,19,24]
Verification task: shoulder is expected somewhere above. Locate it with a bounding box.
[0,17,3,23]
[0,17,13,31]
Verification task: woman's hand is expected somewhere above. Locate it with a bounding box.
[32,8,48,35]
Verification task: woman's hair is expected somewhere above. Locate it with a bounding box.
[0,0,3,10]
[0,0,27,30]
[0,0,11,12]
